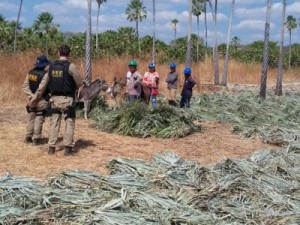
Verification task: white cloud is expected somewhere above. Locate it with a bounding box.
[33,2,69,15]
[233,19,276,31]
[286,2,300,14]
[220,0,263,5]
[0,2,19,12]
[155,10,181,21]
[235,5,266,19]
[64,0,87,9]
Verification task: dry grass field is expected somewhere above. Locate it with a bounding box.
[0,52,299,179]
[1,51,299,103]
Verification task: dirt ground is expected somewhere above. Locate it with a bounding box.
[0,102,276,179]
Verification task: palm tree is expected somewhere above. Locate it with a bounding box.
[85,0,92,85]
[259,0,272,99]
[125,0,147,58]
[221,0,235,86]
[171,19,179,41]
[96,0,107,51]
[275,0,286,96]
[208,0,219,85]
[13,0,23,54]
[33,12,59,54]
[117,27,136,54]
[152,0,156,64]
[186,0,193,68]
[231,36,240,51]
[285,15,297,70]
[192,0,204,62]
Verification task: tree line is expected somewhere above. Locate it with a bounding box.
[0,1,299,71]
[0,11,299,69]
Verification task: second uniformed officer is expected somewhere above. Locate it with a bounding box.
[47,44,83,156]
[23,55,51,145]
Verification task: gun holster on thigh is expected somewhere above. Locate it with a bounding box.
[65,105,76,119]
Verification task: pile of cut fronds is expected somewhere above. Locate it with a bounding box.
[191,91,300,146]
[90,101,201,138]
[2,147,300,224]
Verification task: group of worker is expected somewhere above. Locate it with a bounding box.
[23,44,196,156]
[125,60,196,109]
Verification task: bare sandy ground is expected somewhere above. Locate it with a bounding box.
[0,104,275,179]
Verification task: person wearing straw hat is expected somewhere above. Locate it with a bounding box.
[23,55,51,145]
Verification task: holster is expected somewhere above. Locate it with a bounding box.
[65,105,76,119]
[45,107,53,117]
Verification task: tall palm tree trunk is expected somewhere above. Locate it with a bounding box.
[186,0,193,68]
[13,0,23,54]
[96,4,101,51]
[196,15,200,62]
[221,0,235,86]
[208,0,219,85]
[259,0,272,99]
[288,29,292,70]
[85,0,92,85]
[204,2,208,61]
[275,0,286,96]
[136,20,141,58]
[152,0,156,64]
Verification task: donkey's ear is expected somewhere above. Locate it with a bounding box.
[113,77,117,82]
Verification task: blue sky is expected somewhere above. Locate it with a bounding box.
[1,0,299,46]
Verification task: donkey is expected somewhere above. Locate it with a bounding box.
[77,79,108,119]
[107,77,151,104]
[106,77,126,103]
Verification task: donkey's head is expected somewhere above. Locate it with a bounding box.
[106,77,126,98]
[79,79,107,101]
[97,79,109,92]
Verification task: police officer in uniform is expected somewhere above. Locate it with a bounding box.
[23,55,51,145]
[47,44,83,156]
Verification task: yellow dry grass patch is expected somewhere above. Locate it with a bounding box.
[1,52,299,104]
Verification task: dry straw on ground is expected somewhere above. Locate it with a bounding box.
[1,52,299,104]
[2,148,300,224]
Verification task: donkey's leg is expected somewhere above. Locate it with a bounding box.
[84,100,92,120]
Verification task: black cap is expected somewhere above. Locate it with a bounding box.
[35,55,50,68]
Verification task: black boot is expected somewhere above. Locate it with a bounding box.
[32,139,40,146]
[48,147,55,155]
[64,146,73,156]
[25,136,32,143]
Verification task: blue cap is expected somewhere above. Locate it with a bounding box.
[183,67,191,75]
[35,55,50,68]
[148,63,155,68]
[170,63,176,68]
